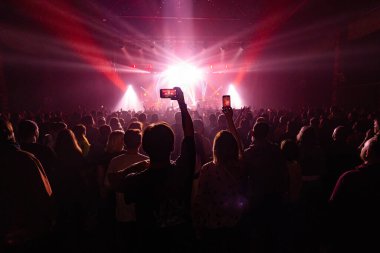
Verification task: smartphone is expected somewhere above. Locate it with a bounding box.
[222,95,231,107]
[160,89,177,99]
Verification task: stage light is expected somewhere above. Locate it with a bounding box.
[227,84,243,108]
[157,63,204,106]
[116,85,143,111]
[163,63,203,86]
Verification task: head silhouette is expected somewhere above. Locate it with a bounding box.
[55,129,82,158]
[253,121,269,140]
[332,126,349,142]
[106,130,125,153]
[360,136,380,164]
[124,129,142,150]
[297,126,316,146]
[213,130,238,165]
[18,120,39,143]
[0,117,15,143]
[142,123,174,162]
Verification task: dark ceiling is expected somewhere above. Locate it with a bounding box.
[1,0,379,52]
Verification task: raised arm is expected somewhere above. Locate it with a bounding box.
[174,87,194,138]
[173,87,195,172]
[223,106,244,158]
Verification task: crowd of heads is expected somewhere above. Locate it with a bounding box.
[1,103,380,252]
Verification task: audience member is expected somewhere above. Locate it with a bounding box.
[193,106,249,253]
[109,87,196,252]
[329,135,380,252]
[18,119,58,180]
[0,117,54,251]
[106,129,148,252]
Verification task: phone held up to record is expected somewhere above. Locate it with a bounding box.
[160,88,177,100]
[222,95,231,108]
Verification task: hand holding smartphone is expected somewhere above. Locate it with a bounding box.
[160,88,177,100]
[222,95,233,120]
[222,95,231,108]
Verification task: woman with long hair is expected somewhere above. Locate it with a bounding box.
[193,107,249,253]
[53,128,89,250]
[96,130,126,246]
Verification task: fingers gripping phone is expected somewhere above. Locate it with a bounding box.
[222,95,231,107]
[160,89,177,100]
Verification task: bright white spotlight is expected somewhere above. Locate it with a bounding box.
[116,85,143,111]
[227,84,243,108]
[158,63,204,106]
[163,63,203,86]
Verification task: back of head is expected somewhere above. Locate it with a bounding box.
[130,117,138,123]
[110,117,122,131]
[72,124,86,139]
[255,117,266,124]
[142,123,174,161]
[106,130,125,153]
[151,113,159,123]
[332,125,349,142]
[174,112,182,124]
[361,135,380,163]
[82,115,94,127]
[253,121,270,140]
[209,114,217,125]
[213,130,238,165]
[99,124,112,139]
[55,129,82,158]
[18,120,38,143]
[97,117,106,127]
[0,116,15,143]
[128,121,143,131]
[138,113,147,123]
[124,129,142,150]
[217,114,227,129]
[193,119,205,134]
[297,126,316,146]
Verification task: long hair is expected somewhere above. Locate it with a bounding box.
[55,129,83,159]
[72,124,87,142]
[105,130,125,153]
[213,130,239,166]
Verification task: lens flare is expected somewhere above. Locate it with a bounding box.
[163,63,203,85]
[227,84,243,108]
[157,63,205,106]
